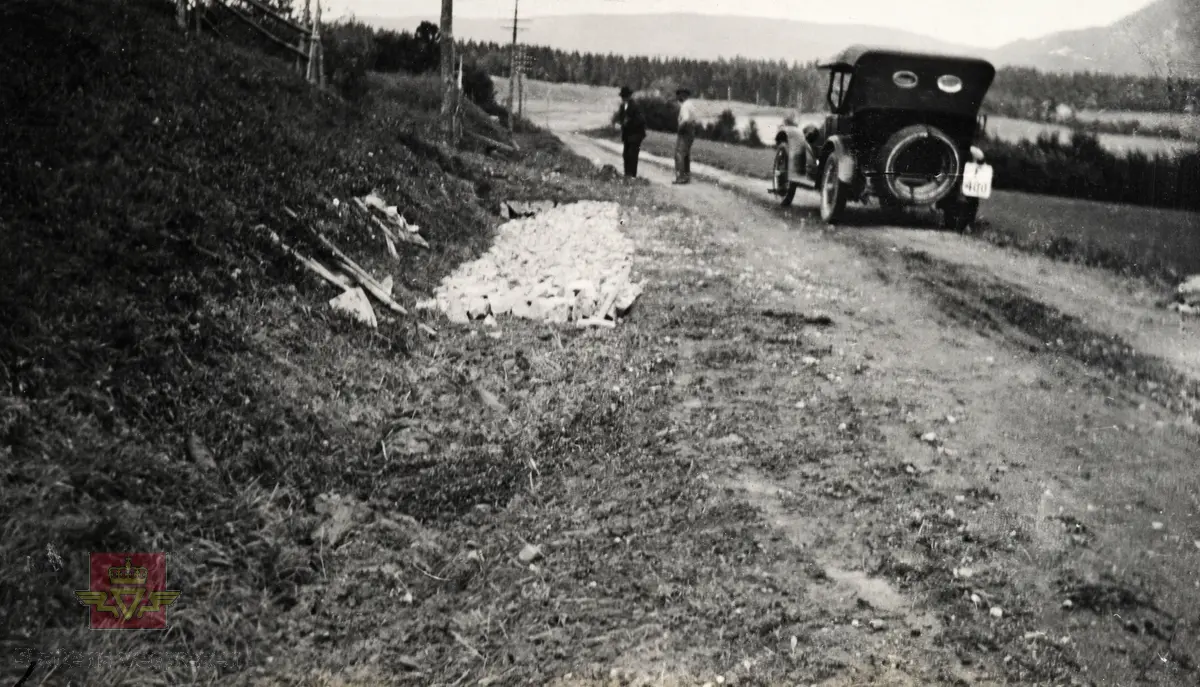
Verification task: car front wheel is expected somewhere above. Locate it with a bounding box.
[819,155,848,224]
[773,144,797,207]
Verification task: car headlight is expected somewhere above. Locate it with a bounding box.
[969,146,985,162]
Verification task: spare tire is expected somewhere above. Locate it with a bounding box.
[878,124,961,206]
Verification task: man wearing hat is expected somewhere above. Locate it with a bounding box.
[674,87,698,184]
[617,86,646,178]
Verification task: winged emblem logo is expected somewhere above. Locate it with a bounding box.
[74,554,181,630]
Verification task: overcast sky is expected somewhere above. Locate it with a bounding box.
[321,0,1159,49]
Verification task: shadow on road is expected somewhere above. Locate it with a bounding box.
[773,200,953,233]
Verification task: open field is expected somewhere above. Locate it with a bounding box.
[988,115,1198,156]
[1076,108,1200,133]
[494,75,795,133]
[590,127,1200,281]
[501,79,1198,157]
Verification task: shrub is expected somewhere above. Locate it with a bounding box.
[745,119,764,148]
[461,62,497,111]
[637,95,680,133]
[371,21,440,74]
[322,19,376,101]
[982,130,1200,211]
[704,109,740,144]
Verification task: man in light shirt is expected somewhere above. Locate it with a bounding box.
[674,87,698,185]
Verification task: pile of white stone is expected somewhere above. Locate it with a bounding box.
[420,200,644,326]
[1172,274,1200,316]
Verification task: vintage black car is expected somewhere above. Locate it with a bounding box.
[770,46,996,231]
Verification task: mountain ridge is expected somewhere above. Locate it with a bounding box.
[360,0,1198,78]
[362,13,984,64]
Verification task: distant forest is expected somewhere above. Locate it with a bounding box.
[453,39,1200,118]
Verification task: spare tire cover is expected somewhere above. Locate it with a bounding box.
[877,124,961,205]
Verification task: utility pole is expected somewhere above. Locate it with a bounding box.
[507,0,519,133]
[517,47,534,119]
[439,0,455,138]
[518,64,525,118]
[298,0,312,74]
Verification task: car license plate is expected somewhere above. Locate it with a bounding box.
[962,162,993,199]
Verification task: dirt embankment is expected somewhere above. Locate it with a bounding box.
[0,0,654,683]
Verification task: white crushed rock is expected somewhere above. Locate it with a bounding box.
[1178,274,1200,305]
[1174,275,1200,314]
[421,201,644,325]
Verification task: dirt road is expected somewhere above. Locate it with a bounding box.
[559,131,1200,685]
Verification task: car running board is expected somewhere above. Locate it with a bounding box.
[768,181,818,195]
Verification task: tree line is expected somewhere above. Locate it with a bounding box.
[455,39,1200,118]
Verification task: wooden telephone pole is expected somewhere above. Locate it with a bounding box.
[439,0,455,139]
[506,0,519,133]
[516,47,534,118]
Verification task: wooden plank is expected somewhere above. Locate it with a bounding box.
[214,0,309,60]
[368,213,429,249]
[467,131,518,154]
[353,199,430,250]
[234,0,313,36]
[200,13,224,38]
[309,230,409,315]
[332,255,409,315]
[255,225,349,291]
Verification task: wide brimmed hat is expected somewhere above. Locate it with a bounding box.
[619,86,634,98]
[676,86,691,96]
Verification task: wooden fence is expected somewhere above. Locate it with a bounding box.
[178,0,325,86]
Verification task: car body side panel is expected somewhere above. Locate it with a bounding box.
[824,135,856,184]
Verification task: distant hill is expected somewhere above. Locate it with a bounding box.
[362,13,984,65]
[362,0,1200,78]
[990,0,1200,77]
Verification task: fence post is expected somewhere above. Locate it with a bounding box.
[297,0,312,74]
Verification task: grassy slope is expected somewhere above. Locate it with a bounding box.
[0,0,652,681]
[593,128,1200,283]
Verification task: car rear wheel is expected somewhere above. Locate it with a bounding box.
[773,143,797,207]
[819,155,848,224]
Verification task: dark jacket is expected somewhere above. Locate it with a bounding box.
[619,100,646,143]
